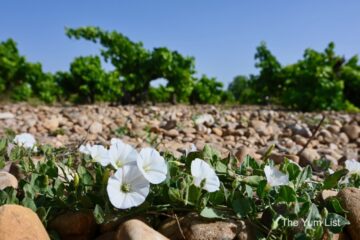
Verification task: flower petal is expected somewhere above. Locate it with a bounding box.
[191,158,220,192]
[109,139,137,169]
[14,133,36,149]
[107,166,150,209]
[137,148,167,184]
[345,159,360,174]
[264,165,289,187]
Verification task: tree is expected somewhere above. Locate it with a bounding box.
[190,75,228,104]
[57,56,122,103]
[66,27,196,103]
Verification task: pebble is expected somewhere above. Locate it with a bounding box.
[0,204,50,240]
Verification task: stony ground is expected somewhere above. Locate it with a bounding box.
[0,103,359,170]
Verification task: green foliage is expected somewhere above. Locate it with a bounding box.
[0,39,59,103]
[0,135,354,239]
[280,43,346,110]
[229,42,360,111]
[190,75,228,104]
[57,56,122,103]
[148,85,174,103]
[228,75,257,104]
[253,42,283,104]
[2,29,360,108]
[341,56,360,107]
[66,27,197,103]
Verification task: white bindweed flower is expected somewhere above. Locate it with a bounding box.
[14,133,37,150]
[108,138,137,169]
[345,159,360,175]
[264,165,289,187]
[79,144,110,166]
[137,147,168,184]
[191,158,220,192]
[107,165,150,209]
[185,143,197,156]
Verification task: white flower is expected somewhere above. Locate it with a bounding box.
[345,159,360,175]
[14,133,36,150]
[191,158,220,192]
[108,138,137,169]
[107,165,150,209]
[79,144,110,167]
[264,165,289,187]
[185,143,197,156]
[137,147,168,184]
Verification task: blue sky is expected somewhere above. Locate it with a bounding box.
[1,1,360,86]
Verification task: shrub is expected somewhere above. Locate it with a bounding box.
[148,85,174,103]
[57,56,122,103]
[190,75,227,104]
[0,39,59,103]
[66,27,196,103]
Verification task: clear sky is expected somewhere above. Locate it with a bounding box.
[1,1,360,87]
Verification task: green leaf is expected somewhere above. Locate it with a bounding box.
[242,175,264,186]
[282,159,301,181]
[77,165,93,185]
[22,197,36,211]
[168,188,182,203]
[200,207,226,219]
[296,165,312,186]
[327,197,347,214]
[325,213,350,233]
[323,169,348,189]
[238,155,260,175]
[187,184,202,205]
[215,161,227,174]
[232,194,254,218]
[0,139,7,154]
[93,204,105,224]
[277,185,297,203]
[202,144,220,161]
[36,207,49,223]
[256,180,268,199]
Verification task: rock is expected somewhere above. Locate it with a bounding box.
[0,204,49,240]
[250,120,271,136]
[342,125,360,141]
[48,212,96,239]
[0,112,15,119]
[117,219,168,240]
[89,122,103,134]
[299,148,320,167]
[181,127,196,134]
[289,124,312,138]
[161,120,177,130]
[158,215,254,240]
[235,147,260,166]
[165,129,179,138]
[43,117,59,131]
[194,114,215,127]
[327,125,341,134]
[339,132,350,144]
[269,153,299,164]
[212,127,223,137]
[321,190,338,201]
[293,134,307,146]
[337,188,360,240]
[0,172,18,190]
[236,221,257,240]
